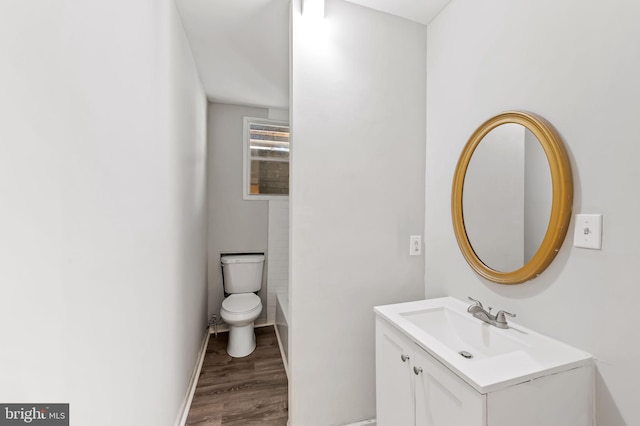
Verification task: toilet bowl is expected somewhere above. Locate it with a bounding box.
[220,254,265,357]
[220,293,262,357]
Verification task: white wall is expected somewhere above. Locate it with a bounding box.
[267,200,290,322]
[207,103,270,323]
[290,1,427,424]
[426,1,640,424]
[207,104,290,325]
[0,1,208,425]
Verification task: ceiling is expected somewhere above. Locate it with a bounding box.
[175,0,449,109]
[175,0,290,109]
[346,0,449,25]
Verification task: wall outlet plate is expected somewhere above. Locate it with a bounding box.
[573,214,602,250]
[410,235,422,255]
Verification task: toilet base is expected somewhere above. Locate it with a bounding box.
[227,323,256,358]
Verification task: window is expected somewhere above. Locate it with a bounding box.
[243,117,290,200]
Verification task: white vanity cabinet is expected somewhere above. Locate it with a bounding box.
[375,317,414,426]
[375,301,594,426]
[376,317,485,426]
[413,341,486,425]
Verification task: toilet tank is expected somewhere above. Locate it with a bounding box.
[221,254,265,293]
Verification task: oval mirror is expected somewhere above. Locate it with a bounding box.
[451,111,573,284]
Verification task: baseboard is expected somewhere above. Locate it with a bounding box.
[273,322,289,379]
[208,320,274,335]
[175,329,210,426]
[340,419,376,426]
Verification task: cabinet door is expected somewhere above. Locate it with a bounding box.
[413,348,486,426]
[376,319,415,426]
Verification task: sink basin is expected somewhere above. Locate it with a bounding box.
[401,306,526,359]
[375,297,592,393]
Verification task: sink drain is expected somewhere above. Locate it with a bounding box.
[458,351,473,359]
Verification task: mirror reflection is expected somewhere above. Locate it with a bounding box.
[463,123,552,272]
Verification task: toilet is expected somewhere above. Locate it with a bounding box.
[220,254,264,357]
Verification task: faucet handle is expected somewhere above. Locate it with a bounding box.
[495,310,516,323]
[467,297,484,308]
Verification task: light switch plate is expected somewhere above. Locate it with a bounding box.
[573,214,602,249]
[409,235,422,256]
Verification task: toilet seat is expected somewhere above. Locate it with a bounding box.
[220,293,262,358]
[222,293,261,315]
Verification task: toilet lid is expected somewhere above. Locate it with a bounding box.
[222,293,261,313]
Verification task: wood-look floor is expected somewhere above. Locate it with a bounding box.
[186,326,288,426]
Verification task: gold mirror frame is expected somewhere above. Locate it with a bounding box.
[451,111,573,284]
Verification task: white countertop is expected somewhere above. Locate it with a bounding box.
[375,296,593,394]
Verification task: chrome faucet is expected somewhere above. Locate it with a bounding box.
[467,297,516,329]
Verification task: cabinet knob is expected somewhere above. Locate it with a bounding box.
[413,366,423,375]
[400,354,410,362]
